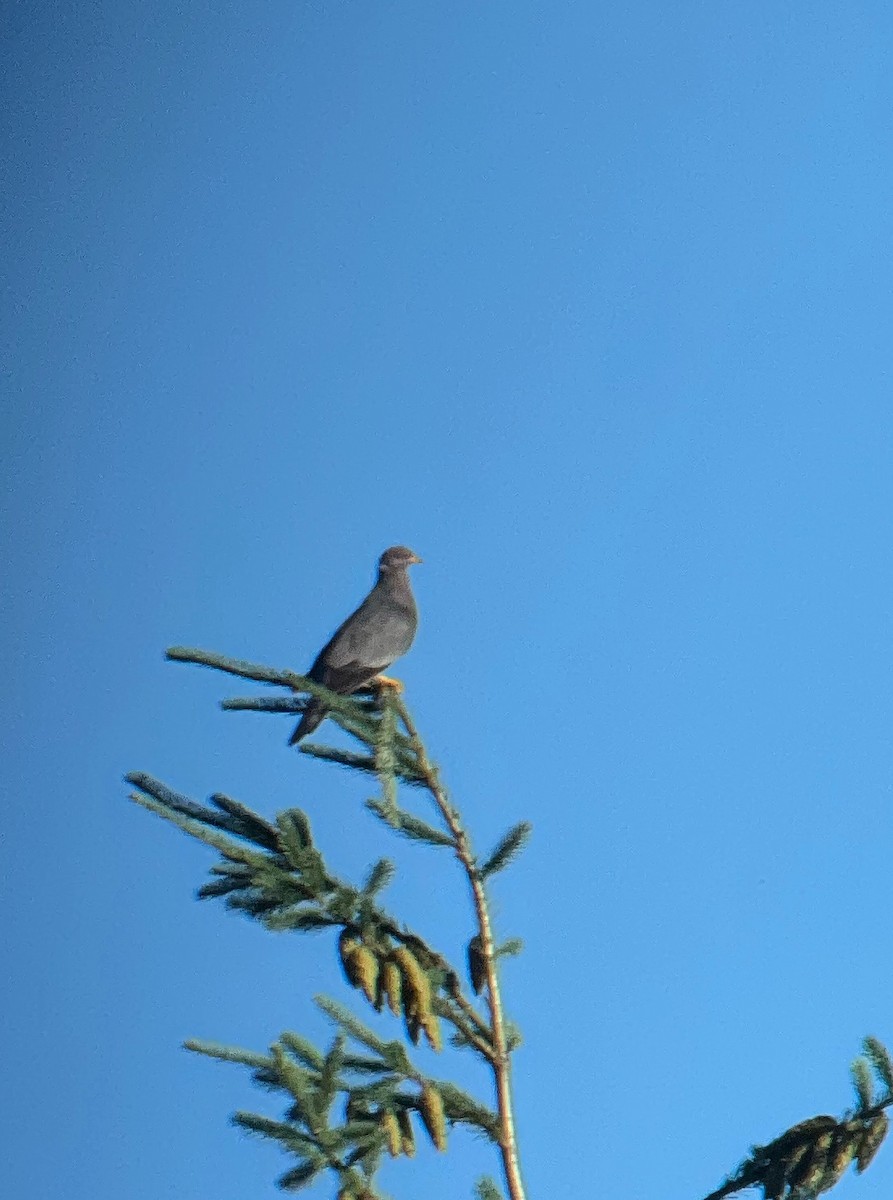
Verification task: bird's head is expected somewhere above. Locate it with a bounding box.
[378,545,423,573]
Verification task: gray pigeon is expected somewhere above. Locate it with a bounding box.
[289,545,422,745]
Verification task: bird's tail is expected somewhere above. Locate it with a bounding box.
[288,700,326,746]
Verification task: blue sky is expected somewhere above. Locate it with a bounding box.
[3,2,893,1197]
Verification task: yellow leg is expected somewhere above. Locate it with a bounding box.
[373,674,404,693]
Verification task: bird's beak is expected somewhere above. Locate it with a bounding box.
[409,553,423,564]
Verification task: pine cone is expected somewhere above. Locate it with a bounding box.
[378,956,403,1017]
[397,1108,416,1157]
[380,1109,401,1158]
[421,1012,443,1052]
[418,1083,447,1152]
[467,935,486,995]
[856,1113,889,1173]
[393,946,433,1022]
[820,1128,858,1190]
[338,930,379,1004]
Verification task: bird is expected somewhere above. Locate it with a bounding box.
[288,545,422,745]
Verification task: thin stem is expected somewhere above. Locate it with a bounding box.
[394,698,527,1200]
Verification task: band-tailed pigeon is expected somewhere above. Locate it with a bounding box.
[289,545,422,745]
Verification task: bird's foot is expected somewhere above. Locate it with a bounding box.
[372,674,404,693]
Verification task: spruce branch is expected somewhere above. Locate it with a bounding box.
[167,645,315,691]
[701,1043,893,1200]
[214,1028,408,1194]
[135,641,892,1200]
[300,743,424,785]
[276,1159,325,1191]
[232,1110,319,1155]
[184,1039,275,1071]
[130,763,493,1060]
[297,744,380,774]
[167,645,382,743]
[437,1081,501,1138]
[127,781,270,868]
[365,798,456,846]
[221,695,308,713]
[130,647,528,1199]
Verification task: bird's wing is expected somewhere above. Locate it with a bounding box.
[318,590,409,670]
[307,601,389,694]
[319,660,388,695]
[310,597,376,673]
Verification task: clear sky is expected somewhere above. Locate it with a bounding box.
[3,2,892,1198]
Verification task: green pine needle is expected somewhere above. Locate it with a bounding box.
[332,1119,379,1145]
[346,1077,402,1106]
[362,858,396,897]
[273,1044,317,1114]
[231,1111,316,1154]
[300,745,380,773]
[280,1032,325,1072]
[318,1036,347,1111]
[210,792,280,849]
[127,783,269,868]
[227,891,283,918]
[366,798,455,847]
[341,1054,392,1076]
[496,938,524,958]
[863,1036,893,1094]
[315,996,390,1057]
[264,908,337,932]
[504,1022,523,1053]
[375,700,400,811]
[276,812,313,866]
[437,1082,500,1138]
[197,876,247,900]
[333,708,384,747]
[221,694,306,713]
[277,1158,324,1191]
[479,822,533,878]
[300,743,424,785]
[183,1039,274,1071]
[852,1057,875,1111]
